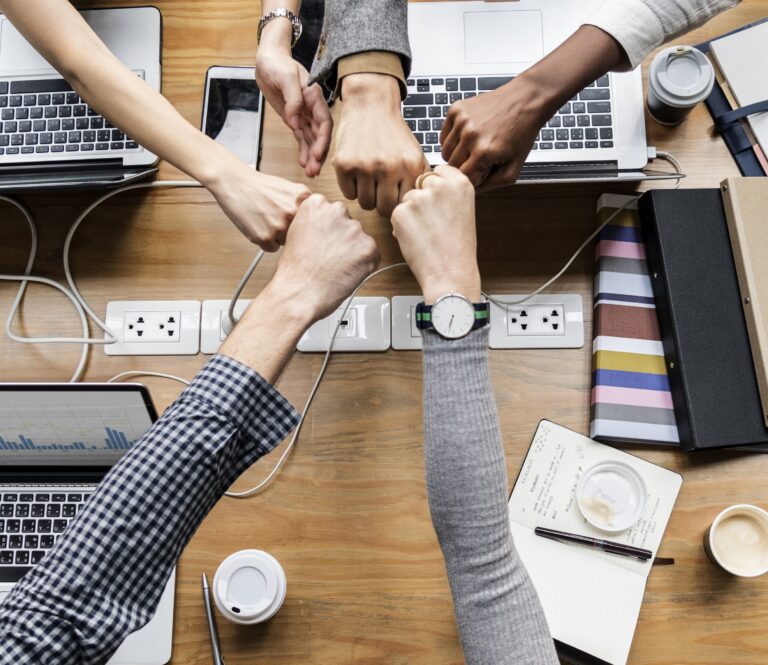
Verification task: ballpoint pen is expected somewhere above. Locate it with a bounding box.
[535,526,653,561]
[202,573,225,665]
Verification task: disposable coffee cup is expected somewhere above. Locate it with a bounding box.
[212,549,287,624]
[703,504,768,578]
[647,46,715,125]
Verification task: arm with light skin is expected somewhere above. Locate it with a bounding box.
[0,0,310,251]
[220,192,380,377]
[333,72,427,217]
[256,0,333,178]
[441,25,627,189]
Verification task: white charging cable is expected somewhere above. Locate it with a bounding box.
[1,181,203,381]
[223,250,265,335]
[225,261,408,499]
[107,370,190,386]
[482,194,641,308]
[0,195,93,381]
[61,180,203,338]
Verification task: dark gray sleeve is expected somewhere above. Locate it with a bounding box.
[422,328,559,665]
[308,0,411,92]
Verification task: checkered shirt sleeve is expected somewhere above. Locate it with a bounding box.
[0,354,300,664]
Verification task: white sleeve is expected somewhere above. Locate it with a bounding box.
[584,0,740,69]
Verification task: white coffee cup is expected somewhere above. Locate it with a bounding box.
[212,549,287,624]
[703,505,768,578]
[647,45,715,125]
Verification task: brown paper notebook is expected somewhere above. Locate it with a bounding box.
[721,178,768,426]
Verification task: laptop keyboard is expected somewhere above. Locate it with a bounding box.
[402,75,614,157]
[0,79,140,157]
[0,490,94,567]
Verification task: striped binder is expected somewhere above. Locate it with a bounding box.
[590,194,680,446]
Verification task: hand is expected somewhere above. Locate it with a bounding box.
[256,21,332,177]
[391,166,480,304]
[270,194,381,321]
[440,25,628,191]
[440,77,550,190]
[206,156,311,251]
[333,73,427,216]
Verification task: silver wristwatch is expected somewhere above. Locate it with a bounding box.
[258,9,303,47]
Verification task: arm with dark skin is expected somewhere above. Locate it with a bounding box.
[440,26,628,189]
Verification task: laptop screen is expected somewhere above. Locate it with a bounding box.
[0,385,156,467]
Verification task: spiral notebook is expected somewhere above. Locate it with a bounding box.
[508,421,682,665]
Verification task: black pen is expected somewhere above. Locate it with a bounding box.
[535,526,653,562]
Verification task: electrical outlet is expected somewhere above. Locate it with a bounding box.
[392,296,423,350]
[489,294,584,349]
[104,301,201,355]
[200,299,252,355]
[297,297,390,352]
[122,311,181,343]
[506,304,565,336]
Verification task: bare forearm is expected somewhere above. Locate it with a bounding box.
[0,0,235,186]
[219,280,310,385]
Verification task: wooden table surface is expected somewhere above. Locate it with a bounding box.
[1,1,767,663]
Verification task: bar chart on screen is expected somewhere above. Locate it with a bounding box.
[0,391,154,464]
[0,426,135,451]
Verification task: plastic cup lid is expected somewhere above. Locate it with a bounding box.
[649,46,715,107]
[213,549,286,623]
[576,460,647,532]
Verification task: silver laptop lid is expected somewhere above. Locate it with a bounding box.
[406,1,648,173]
[0,7,160,175]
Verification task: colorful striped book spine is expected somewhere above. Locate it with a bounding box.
[590,194,680,446]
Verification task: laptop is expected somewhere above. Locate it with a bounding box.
[404,1,670,183]
[0,7,161,192]
[0,383,174,665]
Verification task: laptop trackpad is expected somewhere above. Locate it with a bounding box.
[464,10,544,65]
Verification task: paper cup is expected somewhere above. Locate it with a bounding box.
[647,46,714,125]
[703,505,768,577]
[212,549,287,624]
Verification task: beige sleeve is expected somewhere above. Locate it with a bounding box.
[334,51,407,100]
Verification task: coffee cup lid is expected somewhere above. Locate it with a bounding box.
[576,460,647,532]
[650,46,715,107]
[213,549,287,624]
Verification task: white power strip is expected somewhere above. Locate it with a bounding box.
[488,294,584,349]
[297,297,390,352]
[104,300,201,356]
[200,299,252,355]
[391,295,425,350]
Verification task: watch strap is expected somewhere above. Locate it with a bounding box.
[415,301,489,331]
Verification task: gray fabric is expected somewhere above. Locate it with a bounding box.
[422,328,559,665]
[308,0,411,95]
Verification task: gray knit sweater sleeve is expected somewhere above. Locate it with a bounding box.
[308,0,411,93]
[422,328,559,665]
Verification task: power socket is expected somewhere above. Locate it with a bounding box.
[123,311,181,343]
[488,294,584,349]
[297,297,390,352]
[506,304,565,336]
[200,299,252,355]
[391,296,423,350]
[104,301,201,355]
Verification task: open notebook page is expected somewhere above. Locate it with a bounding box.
[710,22,768,158]
[508,421,682,664]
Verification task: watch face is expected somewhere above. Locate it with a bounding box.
[431,295,475,339]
